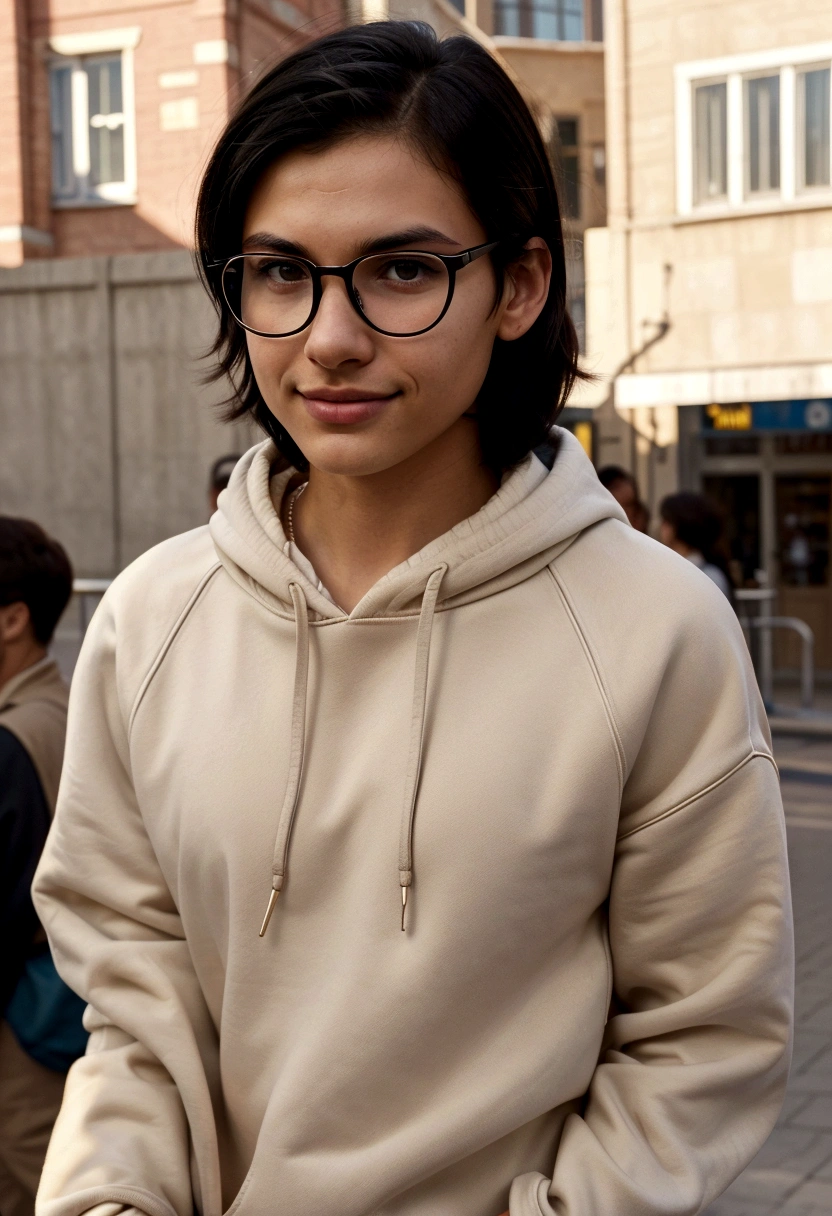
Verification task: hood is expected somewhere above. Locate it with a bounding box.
[209,427,626,620]
[209,428,628,936]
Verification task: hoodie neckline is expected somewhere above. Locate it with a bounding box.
[209,428,628,622]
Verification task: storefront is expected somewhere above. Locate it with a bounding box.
[680,399,832,672]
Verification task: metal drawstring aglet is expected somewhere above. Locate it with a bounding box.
[259,887,280,938]
[401,885,408,933]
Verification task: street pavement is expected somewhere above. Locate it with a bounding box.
[706,734,832,1216]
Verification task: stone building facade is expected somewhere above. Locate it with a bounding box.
[586,0,832,667]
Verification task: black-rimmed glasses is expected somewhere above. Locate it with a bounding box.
[215,241,501,338]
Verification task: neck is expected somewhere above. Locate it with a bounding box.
[289,419,499,612]
[0,642,47,694]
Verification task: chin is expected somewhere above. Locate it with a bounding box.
[298,434,416,479]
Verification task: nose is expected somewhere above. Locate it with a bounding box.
[303,275,375,369]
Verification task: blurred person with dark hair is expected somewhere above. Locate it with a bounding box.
[0,518,85,1216]
[209,454,242,514]
[597,465,649,532]
[660,492,734,601]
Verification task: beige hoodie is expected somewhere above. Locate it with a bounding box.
[34,431,792,1216]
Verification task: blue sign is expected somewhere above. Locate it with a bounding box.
[703,399,832,432]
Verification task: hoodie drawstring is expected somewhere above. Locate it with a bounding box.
[399,565,447,932]
[259,566,447,938]
[259,582,310,938]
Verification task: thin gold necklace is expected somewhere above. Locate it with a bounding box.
[286,482,307,546]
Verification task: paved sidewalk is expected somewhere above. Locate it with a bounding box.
[706,736,832,1216]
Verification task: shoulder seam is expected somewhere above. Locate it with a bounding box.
[618,749,777,840]
[547,564,626,800]
[127,562,222,738]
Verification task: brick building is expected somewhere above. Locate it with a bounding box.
[1,0,343,266]
[2,0,605,267]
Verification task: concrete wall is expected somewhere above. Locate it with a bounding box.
[0,250,255,577]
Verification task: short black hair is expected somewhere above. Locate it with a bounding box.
[210,453,242,493]
[0,518,73,645]
[660,492,725,556]
[597,465,636,491]
[196,20,583,475]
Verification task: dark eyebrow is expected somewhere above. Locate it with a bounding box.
[241,233,312,257]
[356,227,460,255]
[240,226,460,261]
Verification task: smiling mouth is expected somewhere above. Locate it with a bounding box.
[298,388,400,425]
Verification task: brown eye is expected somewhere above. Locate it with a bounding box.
[390,260,420,281]
[263,260,309,284]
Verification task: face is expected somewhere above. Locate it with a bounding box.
[240,133,550,478]
[659,519,676,547]
[0,600,33,672]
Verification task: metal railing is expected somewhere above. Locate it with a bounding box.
[735,588,816,711]
[72,578,112,634]
[745,616,815,710]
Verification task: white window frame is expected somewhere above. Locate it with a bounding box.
[676,41,832,217]
[48,27,140,207]
[797,62,832,193]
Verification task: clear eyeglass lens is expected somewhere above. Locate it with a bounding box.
[228,255,315,335]
[224,251,451,336]
[353,253,449,333]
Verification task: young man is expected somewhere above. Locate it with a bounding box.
[0,517,85,1216]
[34,24,791,1216]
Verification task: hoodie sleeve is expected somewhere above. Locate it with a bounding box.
[510,560,793,1216]
[33,589,221,1216]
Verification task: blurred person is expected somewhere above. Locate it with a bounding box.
[35,24,791,1216]
[0,518,86,1216]
[629,497,650,534]
[660,492,735,601]
[597,464,649,532]
[208,453,242,514]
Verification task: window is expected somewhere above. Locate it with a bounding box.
[48,33,137,205]
[592,144,606,187]
[553,117,580,218]
[801,67,831,187]
[746,75,780,192]
[565,238,585,351]
[676,42,832,214]
[493,0,583,41]
[694,82,727,202]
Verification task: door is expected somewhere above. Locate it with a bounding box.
[702,474,761,586]
[775,474,832,670]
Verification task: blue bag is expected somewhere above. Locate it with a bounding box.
[5,947,88,1073]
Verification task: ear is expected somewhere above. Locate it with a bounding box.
[0,601,33,644]
[496,237,552,343]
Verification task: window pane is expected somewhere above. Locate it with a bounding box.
[565,239,585,352]
[556,118,578,147]
[747,74,780,193]
[86,55,125,187]
[694,82,727,202]
[802,67,830,187]
[552,117,580,218]
[50,65,75,197]
[493,0,584,40]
